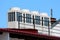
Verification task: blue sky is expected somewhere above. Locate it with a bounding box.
[0,0,60,28]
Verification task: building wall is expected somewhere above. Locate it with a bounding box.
[50,23,60,37]
[10,38,24,40]
[8,7,51,35]
[0,32,25,40]
[8,21,18,28]
[0,32,9,40]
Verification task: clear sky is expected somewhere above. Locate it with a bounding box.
[0,0,60,28]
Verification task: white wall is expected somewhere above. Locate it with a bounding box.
[8,21,18,28]
[50,24,60,37]
[8,7,51,36]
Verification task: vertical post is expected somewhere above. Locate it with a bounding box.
[18,17,20,29]
[50,9,53,31]
[23,14,25,29]
[48,20,50,36]
[18,16,21,29]
[42,17,43,32]
[42,17,43,26]
[23,14,25,23]
[51,9,53,18]
[33,15,35,29]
